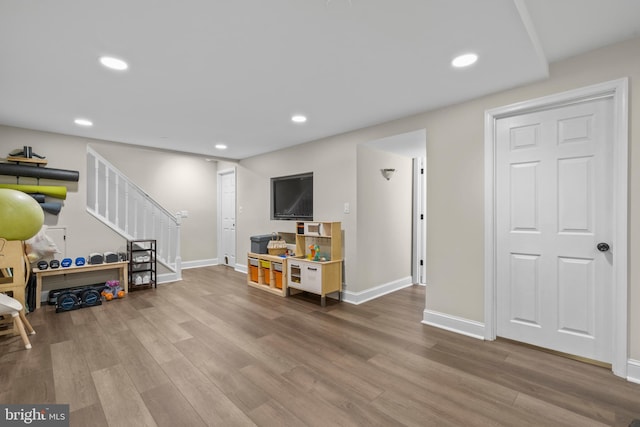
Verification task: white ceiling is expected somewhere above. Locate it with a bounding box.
[1,0,639,160]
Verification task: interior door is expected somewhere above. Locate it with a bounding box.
[220,170,236,267]
[496,97,613,363]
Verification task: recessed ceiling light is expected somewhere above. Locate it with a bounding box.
[451,53,478,68]
[291,115,307,123]
[99,56,129,71]
[215,143,227,150]
[74,118,93,127]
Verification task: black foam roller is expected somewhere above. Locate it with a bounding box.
[40,202,62,215]
[30,193,46,203]
[0,163,79,182]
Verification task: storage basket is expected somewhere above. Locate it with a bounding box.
[267,237,287,255]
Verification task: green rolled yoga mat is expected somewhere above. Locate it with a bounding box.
[0,184,67,199]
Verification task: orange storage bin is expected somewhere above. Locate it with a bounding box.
[274,270,283,289]
[249,258,259,282]
[273,263,283,289]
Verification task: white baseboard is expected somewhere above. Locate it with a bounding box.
[181,258,217,269]
[422,309,485,340]
[157,272,181,284]
[235,263,248,274]
[341,276,414,305]
[627,359,640,384]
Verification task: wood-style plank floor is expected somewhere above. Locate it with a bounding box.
[1,265,639,426]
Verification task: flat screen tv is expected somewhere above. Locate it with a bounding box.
[271,172,313,220]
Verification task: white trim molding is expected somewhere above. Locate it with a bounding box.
[627,359,640,384]
[484,78,629,378]
[342,276,414,305]
[422,310,485,340]
[181,258,218,270]
[157,272,181,284]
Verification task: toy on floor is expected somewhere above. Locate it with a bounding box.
[101,280,125,301]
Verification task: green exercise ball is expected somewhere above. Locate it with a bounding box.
[0,188,44,241]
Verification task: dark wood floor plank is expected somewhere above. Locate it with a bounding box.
[69,402,109,427]
[0,368,56,405]
[138,305,193,343]
[171,298,301,375]
[68,304,98,325]
[178,320,259,370]
[259,332,384,402]
[144,293,195,324]
[370,389,461,427]
[367,351,545,426]
[174,335,269,412]
[512,393,610,427]
[141,382,207,427]
[426,339,624,424]
[105,329,172,393]
[125,315,183,365]
[92,364,158,427]
[0,332,52,381]
[247,399,306,427]
[239,363,360,427]
[50,339,100,412]
[281,364,405,427]
[72,319,120,373]
[160,357,256,426]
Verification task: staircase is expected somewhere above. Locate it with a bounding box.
[86,147,182,282]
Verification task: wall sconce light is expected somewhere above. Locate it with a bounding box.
[381,168,396,180]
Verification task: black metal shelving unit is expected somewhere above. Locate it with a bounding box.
[127,239,156,290]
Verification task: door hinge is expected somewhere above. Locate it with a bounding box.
[420,259,424,266]
[420,214,424,220]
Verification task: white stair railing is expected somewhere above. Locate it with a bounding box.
[86,147,181,280]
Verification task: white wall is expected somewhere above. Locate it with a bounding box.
[356,145,413,292]
[237,136,359,283]
[88,142,219,264]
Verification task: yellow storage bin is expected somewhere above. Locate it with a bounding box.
[260,260,271,285]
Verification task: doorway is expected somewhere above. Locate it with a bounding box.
[484,78,628,377]
[218,168,237,268]
[363,129,427,286]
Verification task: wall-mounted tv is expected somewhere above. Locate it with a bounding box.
[271,172,313,220]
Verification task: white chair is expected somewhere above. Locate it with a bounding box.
[0,292,35,349]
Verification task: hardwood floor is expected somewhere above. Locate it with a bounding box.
[1,265,639,426]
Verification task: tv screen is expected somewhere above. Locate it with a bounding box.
[271,172,313,220]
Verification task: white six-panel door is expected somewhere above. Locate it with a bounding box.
[220,169,236,267]
[496,97,614,363]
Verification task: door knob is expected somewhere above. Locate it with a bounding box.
[597,242,610,252]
